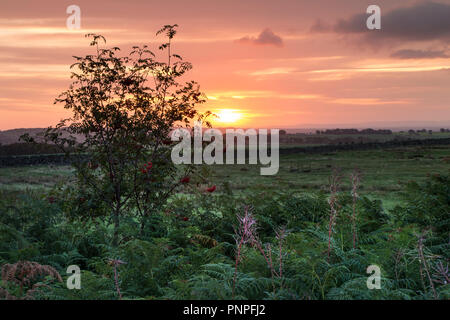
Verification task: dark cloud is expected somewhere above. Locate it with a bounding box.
[319,2,450,43]
[391,49,449,59]
[310,19,332,33]
[236,28,283,47]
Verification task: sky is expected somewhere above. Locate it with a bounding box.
[1,0,450,130]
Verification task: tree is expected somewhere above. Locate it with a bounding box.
[24,25,210,246]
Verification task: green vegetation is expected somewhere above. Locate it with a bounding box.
[2,145,448,206]
[0,25,448,300]
[212,145,449,209]
[0,145,448,300]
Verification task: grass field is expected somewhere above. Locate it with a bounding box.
[2,144,448,210]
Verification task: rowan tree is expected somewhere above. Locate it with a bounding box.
[25,25,210,245]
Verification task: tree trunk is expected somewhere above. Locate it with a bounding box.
[139,217,146,237]
[112,206,120,247]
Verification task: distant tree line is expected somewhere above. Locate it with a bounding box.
[406,129,433,135]
[315,128,393,135]
[405,129,450,135]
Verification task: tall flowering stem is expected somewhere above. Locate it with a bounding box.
[232,206,257,299]
[327,169,342,261]
[108,259,126,300]
[276,226,288,279]
[416,231,438,299]
[350,169,361,249]
[232,207,288,298]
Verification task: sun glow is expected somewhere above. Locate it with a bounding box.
[214,109,243,124]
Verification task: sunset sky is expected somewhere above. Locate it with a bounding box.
[1,0,450,130]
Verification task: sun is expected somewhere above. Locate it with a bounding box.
[215,109,243,124]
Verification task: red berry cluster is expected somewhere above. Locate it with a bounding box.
[175,214,189,222]
[141,162,153,174]
[180,176,190,184]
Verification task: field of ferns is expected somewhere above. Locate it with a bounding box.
[0,167,448,300]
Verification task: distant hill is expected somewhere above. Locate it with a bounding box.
[0,128,46,145]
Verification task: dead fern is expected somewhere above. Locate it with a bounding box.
[0,261,62,300]
[192,234,219,248]
[0,287,17,300]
